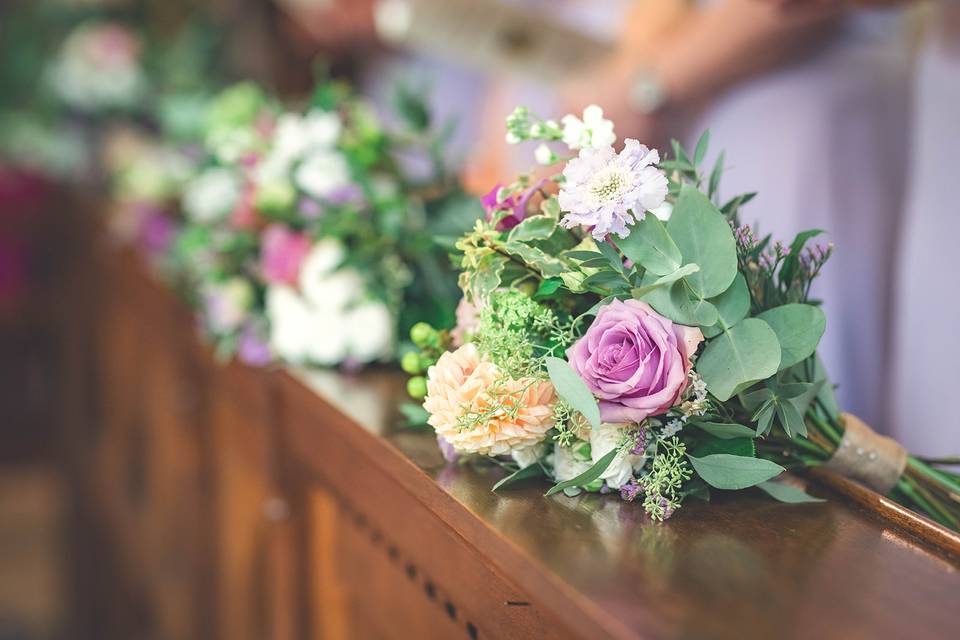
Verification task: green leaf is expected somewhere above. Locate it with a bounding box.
[688,454,784,490]
[461,253,507,302]
[690,421,757,439]
[775,399,807,438]
[564,250,606,261]
[540,194,561,219]
[641,280,718,327]
[581,271,630,292]
[617,214,682,276]
[757,481,825,503]
[693,130,710,167]
[507,215,557,242]
[697,318,781,401]
[631,263,699,298]
[532,277,563,300]
[545,448,618,496]
[544,356,601,429]
[398,402,430,427]
[702,273,750,338]
[492,463,545,491]
[692,436,755,459]
[780,229,824,285]
[813,355,840,420]
[757,304,826,370]
[596,240,628,275]
[500,241,567,277]
[667,185,738,298]
[708,150,725,199]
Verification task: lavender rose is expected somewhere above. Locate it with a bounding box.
[567,299,703,423]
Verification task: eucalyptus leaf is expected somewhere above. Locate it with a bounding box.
[690,421,757,439]
[757,304,826,370]
[545,448,618,496]
[702,273,750,338]
[507,215,557,242]
[631,263,700,298]
[545,356,601,429]
[697,318,781,401]
[641,280,718,327]
[617,214,682,276]
[688,454,784,490]
[667,185,738,298]
[492,463,545,491]
[757,481,825,504]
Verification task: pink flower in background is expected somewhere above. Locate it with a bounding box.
[230,184,258,230]
[482,180,552,231]
[450,297,480,347]
[567,299,703,423]
[260,224,311,286]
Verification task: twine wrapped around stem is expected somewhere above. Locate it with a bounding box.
[824,413,908,495]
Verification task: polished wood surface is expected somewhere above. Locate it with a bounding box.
[284,368,960,640]
[77,244,960,640]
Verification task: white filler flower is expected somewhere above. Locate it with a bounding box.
[561,105,616,150]
[590,424,644,490]
[558,139,668,240]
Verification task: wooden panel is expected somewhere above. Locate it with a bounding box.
[209,362,300,640]
[280,370,960,640]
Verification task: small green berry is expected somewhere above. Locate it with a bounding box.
[407,376,427,400]
[410,322,436,348]
[400,351,423,375]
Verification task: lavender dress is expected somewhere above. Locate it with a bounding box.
[889,5,960,456]
[692,11,911,431]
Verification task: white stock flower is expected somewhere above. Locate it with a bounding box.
[551,443,592,483]
[590,423,642,490]
[558,139,668,239]
[182,167,241,224]
[203,278,253,335]
[512,443,546,469]
[266,285,314,363]
[295,150,350,199]
[344,301,394,363]
[267,239,395,366]
[272,110,342,163]
[561,105,616,150]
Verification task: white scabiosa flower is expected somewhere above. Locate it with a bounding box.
[561,105,616,150]
[558,139,668,240]
[295,150,351,199]
[551,443,592,483]
[589,423,643,490]
[182,167,241,224]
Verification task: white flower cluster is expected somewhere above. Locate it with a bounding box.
[550,423,645,491]
[506,104,617,167]
[266,239,393,366]
[256,110,350,201]
[182,167,242,224]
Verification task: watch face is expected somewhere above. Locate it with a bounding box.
[629,72,666,114]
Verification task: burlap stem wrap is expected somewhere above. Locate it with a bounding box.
[823,413,908,494]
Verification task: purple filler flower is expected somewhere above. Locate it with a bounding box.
[137,206,177,258]
[237,324,273,367]
[558,139,667,240]
[567,299,703,424]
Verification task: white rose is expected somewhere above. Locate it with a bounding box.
[301,110,342,148]
[266,285,313,363]
[561,105,616,151]
[551,443,592,483]
[182,167,240,224]
[295,150,350,199]
[590,423,642,490]
[344,301,394,363]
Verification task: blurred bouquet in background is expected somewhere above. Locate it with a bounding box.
[170,80,480,368]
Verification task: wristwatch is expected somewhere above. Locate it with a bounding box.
[628,69,669,115]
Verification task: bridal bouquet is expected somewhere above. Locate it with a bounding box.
[172,81,475,367]
[408,106,960,528]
